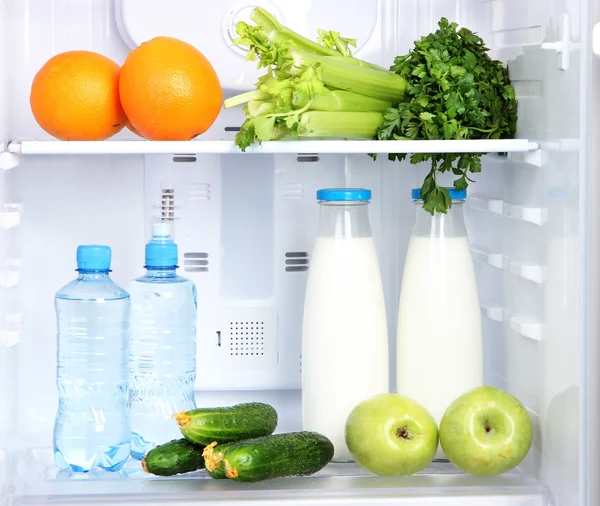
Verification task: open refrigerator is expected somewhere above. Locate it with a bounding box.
[0,0,599,504]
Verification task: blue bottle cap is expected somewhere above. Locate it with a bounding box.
[77,245,111,271]
[145,222,178,268]
[145,243,178,268]
[411,187,467,200]
[316,188,372,201]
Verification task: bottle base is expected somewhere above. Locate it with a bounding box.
[130,432,156,461]
[54,443,131,473]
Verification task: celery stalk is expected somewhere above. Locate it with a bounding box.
[288,49,406,102]
[247,101,278,117]
[298,112,384,138]
[329,55,388,72]
[293,90,392,112]
[250,7,383,71]
[251,8,340,58]
[224,89,272,109]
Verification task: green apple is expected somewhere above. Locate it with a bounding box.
[345,393,438,476]
[440,386,533,476]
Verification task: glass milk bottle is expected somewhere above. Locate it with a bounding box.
[302,188,389,462]
[396,188,483,458]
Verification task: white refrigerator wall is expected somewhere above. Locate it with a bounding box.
[0,0,591,505]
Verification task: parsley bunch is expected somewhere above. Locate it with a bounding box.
[378,18,518,214]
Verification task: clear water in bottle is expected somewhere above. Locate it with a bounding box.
[129,223,197,460]
[54,245,131,473]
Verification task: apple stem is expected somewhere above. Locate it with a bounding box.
[396,426,411,440]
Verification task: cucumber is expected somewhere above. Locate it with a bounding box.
[203,431,334,482]
[175,402,278,446]
[142,438,205,477]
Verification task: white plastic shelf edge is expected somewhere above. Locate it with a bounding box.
[7,139,539,155]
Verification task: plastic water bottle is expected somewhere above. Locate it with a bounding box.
[54,245,131,473]
[129,223,197,460]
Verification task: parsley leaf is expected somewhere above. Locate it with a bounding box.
[378,18,518,214]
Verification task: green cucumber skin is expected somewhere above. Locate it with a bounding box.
[143,439,205,477]
[179,402,278,446]
[208,432,334,482]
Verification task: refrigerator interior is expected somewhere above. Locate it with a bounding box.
[0,0,591,504]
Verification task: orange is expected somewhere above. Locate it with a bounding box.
[30,51,126,141]
[125,120,145,139]
[119,36,222,141]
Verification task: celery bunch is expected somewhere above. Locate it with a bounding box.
[227,10,518,215]
[226,7,404,150]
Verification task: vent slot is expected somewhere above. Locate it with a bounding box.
[190,183,211,201]
[285,259,307,266]
[297,155,320,163]
[229,321,265,356]
[184,259,209,266]
[285,252,309,272]
[225,126,241,132]
[184,252,209,273]
[284,183,304,200]
[286,266,309,272]
[185,267,209,273]
[173,156,197,163]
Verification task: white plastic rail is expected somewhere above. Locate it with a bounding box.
[7,139,539,155]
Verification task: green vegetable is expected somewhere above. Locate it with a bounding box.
[228,7,403,151]
[287,49,406,102]
[298,111,383,138]
[175,402,278,446]
[203,432,334,482]
[377,18,518,214]
[235,7,384,72]
[294,90,392,112]
[227,11,518,215]
[247,100,277,118]
[142,439,205,477]
[317,28,357,57]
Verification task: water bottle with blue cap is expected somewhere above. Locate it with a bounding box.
[128,222,197,460]
[396,187,483,460]
[302,188,389,462]
[54,245,131,472]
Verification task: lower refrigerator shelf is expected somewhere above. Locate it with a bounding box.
[11,448,548,506]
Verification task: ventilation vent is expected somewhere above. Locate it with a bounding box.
[297,154,320,163]
[284,183,304,200]
[229,321,265,356]
[190,183,211,201]
[285,252,309,272]
[172,156,197,163]
[184,252,209,273]
[224,126,241,132]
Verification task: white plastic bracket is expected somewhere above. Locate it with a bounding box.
[472,246,546,283]
[0,313,24,348]
[478,197,547,226]
[510,315,544,342]
[0,204,23,230]
[481,305,544,342]
[481,303,506,324]
[542,14,578,71]
[0,258,22,289]
[508,149,548,168]
[593,22,600,57]
[0,149,20,170]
